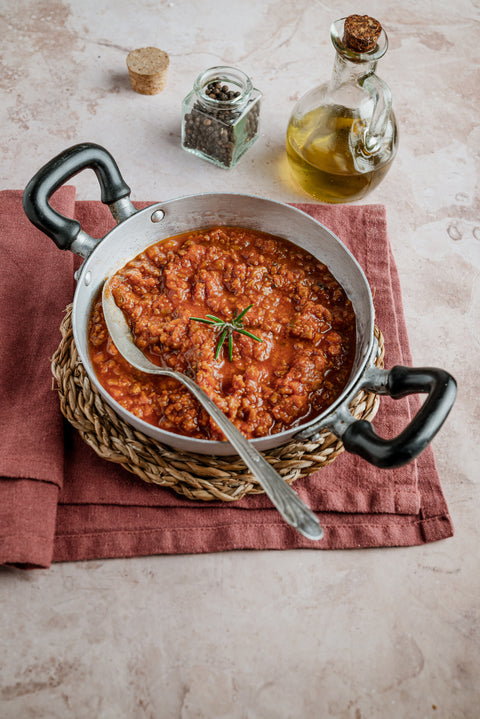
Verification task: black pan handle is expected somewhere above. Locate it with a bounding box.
[23,142,132,252]
[342,366,457,468]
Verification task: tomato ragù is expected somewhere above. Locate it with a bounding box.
[88,226,356,441]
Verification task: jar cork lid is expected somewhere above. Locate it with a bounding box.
[343,15,382,52]
[126,47,169,95]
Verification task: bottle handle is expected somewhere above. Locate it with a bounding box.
[362,73,392,152]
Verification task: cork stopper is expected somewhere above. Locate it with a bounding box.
[126,47,169,95]
[343,15,382,53]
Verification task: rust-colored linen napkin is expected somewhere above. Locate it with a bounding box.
[0,188,454,568]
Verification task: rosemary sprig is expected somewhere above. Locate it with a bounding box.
[190,304,263,361]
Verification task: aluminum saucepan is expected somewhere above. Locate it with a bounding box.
[23,143,457,466]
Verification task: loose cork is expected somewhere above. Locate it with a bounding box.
[343,15,382,53]
[126,47,169,95]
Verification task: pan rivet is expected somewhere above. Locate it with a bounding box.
[84,271,92,286]
[151,209,165,223]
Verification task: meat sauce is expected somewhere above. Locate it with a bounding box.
[88,226,356,441]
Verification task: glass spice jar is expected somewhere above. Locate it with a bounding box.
[181,66,262,168]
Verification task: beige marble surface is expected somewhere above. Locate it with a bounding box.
[1,0,479,717]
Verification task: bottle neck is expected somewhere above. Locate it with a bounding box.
[329,53,378,91]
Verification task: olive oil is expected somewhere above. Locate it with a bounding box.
[286,105,394,203]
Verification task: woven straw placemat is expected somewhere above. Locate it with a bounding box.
[51,304,384,502]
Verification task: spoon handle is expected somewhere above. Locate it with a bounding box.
[177,374,324,541]
[101,286,323,540]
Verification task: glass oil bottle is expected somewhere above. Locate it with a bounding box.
[286,15,398,203]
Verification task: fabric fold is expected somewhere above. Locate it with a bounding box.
[0,189,454,568]
[0,188,76,567]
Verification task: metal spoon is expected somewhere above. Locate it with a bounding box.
[102,281,323,541]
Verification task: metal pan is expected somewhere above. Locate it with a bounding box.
[23,143,456,466]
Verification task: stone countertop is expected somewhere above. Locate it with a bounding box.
[0,1,478,717]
